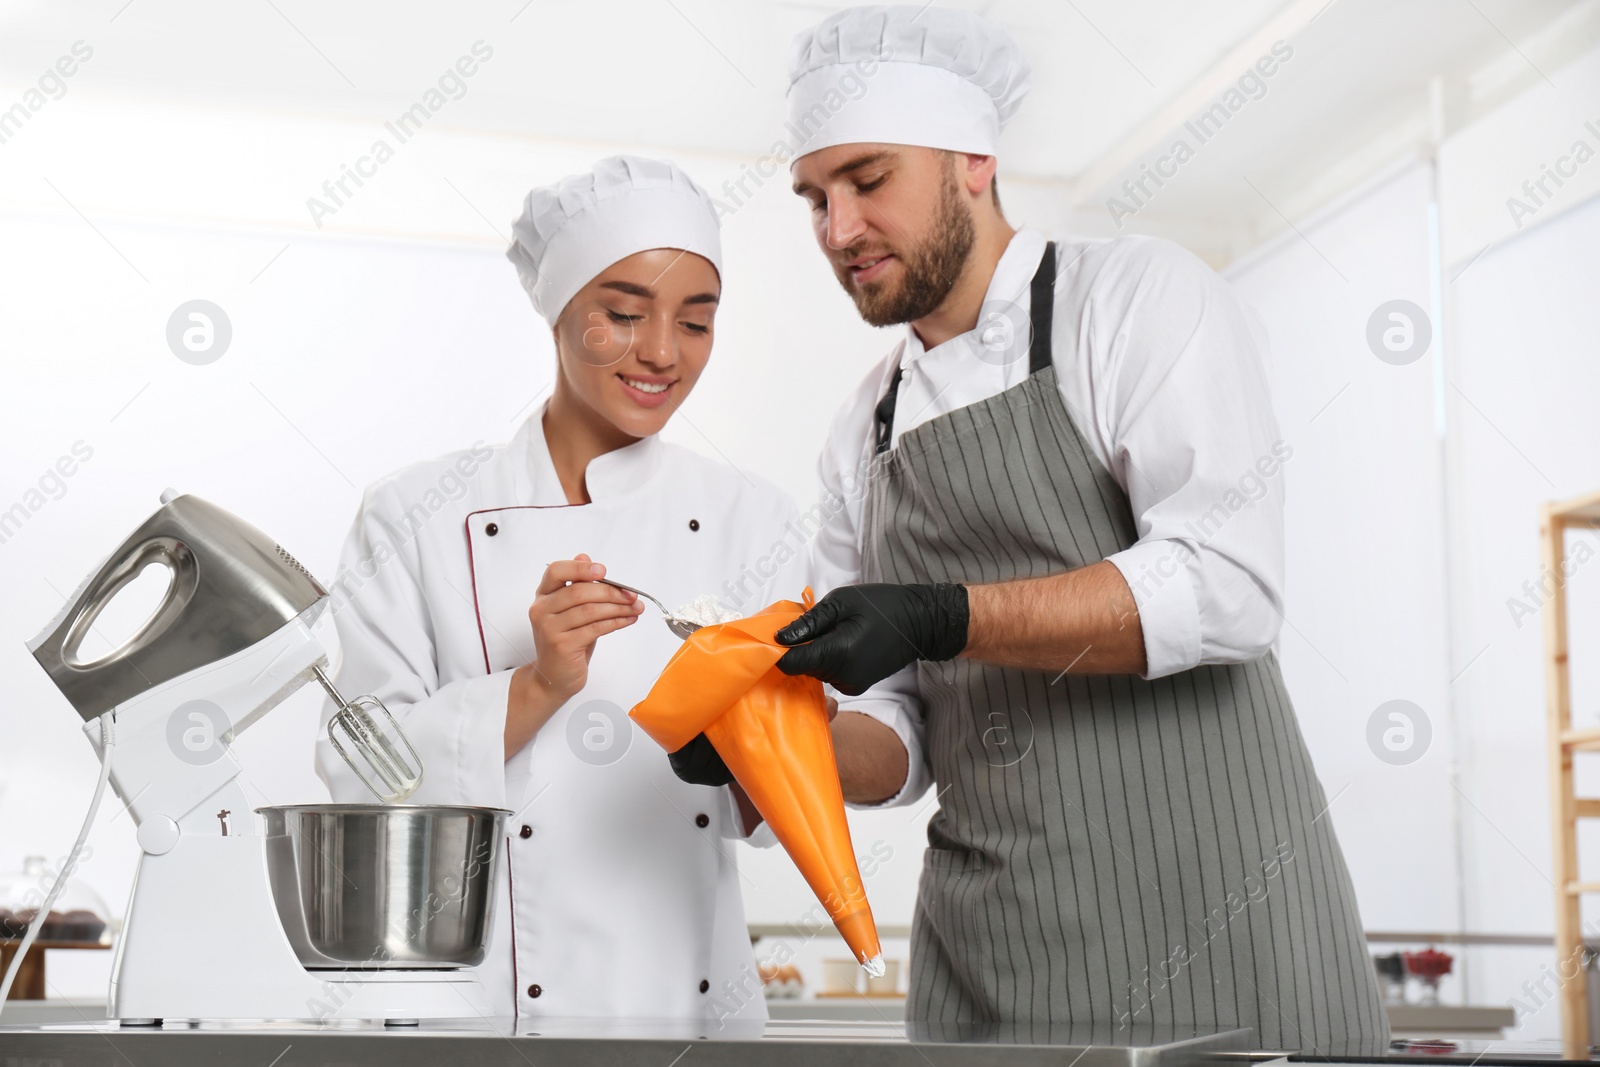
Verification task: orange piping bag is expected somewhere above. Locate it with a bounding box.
[630,591,883,973]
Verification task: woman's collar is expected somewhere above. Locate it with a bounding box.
[513,401,664,505]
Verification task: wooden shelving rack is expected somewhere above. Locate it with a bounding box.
[1544,489,1600,1059]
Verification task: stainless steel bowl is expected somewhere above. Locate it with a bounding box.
[258,804,509,969]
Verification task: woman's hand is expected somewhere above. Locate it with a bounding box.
[506,554,643,759]
[527,554,642,700]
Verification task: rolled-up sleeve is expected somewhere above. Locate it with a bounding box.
[1082,237,1288,679]
[315,480,512,807]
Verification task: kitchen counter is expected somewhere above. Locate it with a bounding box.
[0,1015,1263,1067]
[0,1006,1569,1066]
[764,997,1518,1038]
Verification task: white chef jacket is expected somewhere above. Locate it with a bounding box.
[315,410,807,1023]
[815,227,1288,806]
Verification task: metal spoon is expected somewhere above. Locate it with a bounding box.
[597,577,702,640]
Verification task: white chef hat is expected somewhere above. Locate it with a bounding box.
[507,155,722,327]
[786,5,1031,158]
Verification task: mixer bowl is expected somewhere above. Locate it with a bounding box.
[258,804,509,969]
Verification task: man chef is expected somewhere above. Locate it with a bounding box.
[772,5,1386,1054]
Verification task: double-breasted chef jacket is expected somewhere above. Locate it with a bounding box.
[315,409,814,1022]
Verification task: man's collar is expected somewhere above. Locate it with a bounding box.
[901,227,1048,367]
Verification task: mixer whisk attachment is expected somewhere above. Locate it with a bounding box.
[314,666,423,803]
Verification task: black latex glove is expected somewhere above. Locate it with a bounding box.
[774,583,969,696]
[668,731,734,787]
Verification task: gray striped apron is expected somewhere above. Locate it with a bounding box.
[862,243,1388,1055]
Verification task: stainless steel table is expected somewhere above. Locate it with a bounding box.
[0,1016,1257,1066]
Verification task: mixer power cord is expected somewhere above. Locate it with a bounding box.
[0,711,117,1016]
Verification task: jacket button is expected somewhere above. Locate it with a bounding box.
[527,984,542,998]
[688,519,700,531]
[699,979,710,994]
[694,813,709,829]
[519,825,533,839]
[485,522,499,536]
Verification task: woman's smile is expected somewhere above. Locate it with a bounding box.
[618,372,676,408]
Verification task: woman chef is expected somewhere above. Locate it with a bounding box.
[315,155,803,1022]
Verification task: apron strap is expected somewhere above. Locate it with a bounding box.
[873,366,904,456]
[873,240,1058,455]
[1028,241,1056,375]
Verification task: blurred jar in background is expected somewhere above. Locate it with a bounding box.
[0,855,112,944]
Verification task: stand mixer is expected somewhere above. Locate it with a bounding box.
[16,490,508,1026]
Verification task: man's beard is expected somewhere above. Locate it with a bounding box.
[836,168,976,328]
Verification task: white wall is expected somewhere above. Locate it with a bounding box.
[1224,131,1600,1039]
[1446,189,1600,1035]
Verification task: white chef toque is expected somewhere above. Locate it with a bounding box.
[786,5,1032,158]
[507,155,722,327]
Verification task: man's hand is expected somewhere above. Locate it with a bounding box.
[774,583,969,695]
[668,699,840,787]
[668,733,734,787]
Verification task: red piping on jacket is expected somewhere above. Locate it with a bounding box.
[463,504,580,675]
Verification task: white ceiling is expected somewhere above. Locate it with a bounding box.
[1063,0,1600,257]
[0,0,1302,177]
[0,0,1592,260]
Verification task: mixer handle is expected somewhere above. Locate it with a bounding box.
[28,493,328,722]
[59,536,199,671]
